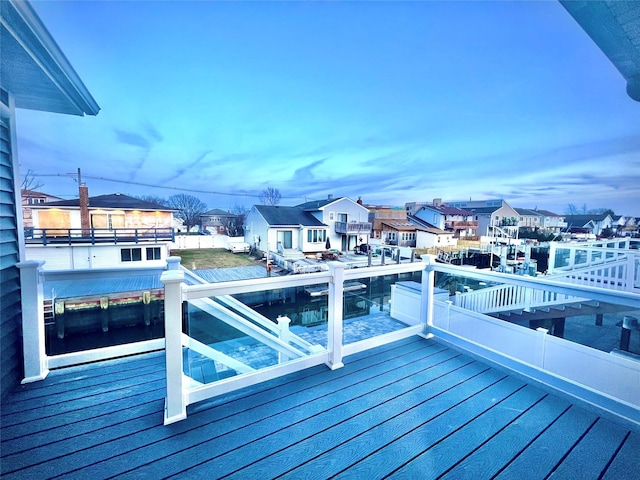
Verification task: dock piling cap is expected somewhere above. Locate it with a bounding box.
[622,316,638,330]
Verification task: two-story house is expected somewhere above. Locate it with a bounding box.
[297,195,372,253]
[245,195,372,258]
[200,208,244,235]
[447,199,519,239]
[26,187,175,270]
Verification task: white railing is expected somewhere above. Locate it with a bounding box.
[20,252,640,426]
[18,260,169,383]
[162,259,432,424]
[548,242,640,293]
[453,283,581,314]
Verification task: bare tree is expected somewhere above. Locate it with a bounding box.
[259,187,282,206]
[221,215,245,237]
[20,169,44,191]
[167,194,207,232]
[565,204,579,215]
[135,194,168,206]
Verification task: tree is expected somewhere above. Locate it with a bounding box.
[565,204,579,215]
[167,194,207,232]
[134,195,168,206]
[259,187,281,206]
[21,169,44,191]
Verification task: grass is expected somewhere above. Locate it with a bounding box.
[170,248,262,270]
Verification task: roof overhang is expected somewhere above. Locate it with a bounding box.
[559,0,640,102]
[1,0,100,115]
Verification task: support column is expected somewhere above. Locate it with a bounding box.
[162,269,186,424]
[18,260,48,383]
[327,262,345,370]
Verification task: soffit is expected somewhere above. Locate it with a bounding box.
[560,0,640,101]
[0,0,99,115]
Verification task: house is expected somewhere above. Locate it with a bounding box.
[200,208,244,235]
[565,214,613,237]
[514,208,543,229]
[534,209,567,235]
[21,189,63,228]
[367,205,407,240]
[413,200,478,239]
[379,221,421,247]
[409,214,457,248]
[26,188,174,270]
[447,199,520,239]
[297,195,372,252]
[244,204,328,259]
[0,0,100,399]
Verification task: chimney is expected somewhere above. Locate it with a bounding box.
[328,194,334,201]
[433,198,442,206]
[357,196,363,205]
[79,183,90,234]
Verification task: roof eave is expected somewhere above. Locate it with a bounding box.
[1,0,100,115]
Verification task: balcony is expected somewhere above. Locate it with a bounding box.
[24,227,175,245]
[5,246,639,477]
[334,221,372,235]
[446,220,478,230]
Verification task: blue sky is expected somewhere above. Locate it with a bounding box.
[17,0,640,215]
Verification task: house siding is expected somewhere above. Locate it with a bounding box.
[0,99,23,400]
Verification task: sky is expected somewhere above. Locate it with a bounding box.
[16,0,640,215]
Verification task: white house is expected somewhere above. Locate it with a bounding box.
[245,195,372,258]
[244,204,328,259]
[297,195,372,253]
[26,189,175,270]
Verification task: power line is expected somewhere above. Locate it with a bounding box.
[32,172,303,199]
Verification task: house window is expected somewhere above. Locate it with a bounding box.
[307,229,327,243]
[329,213,334,221]
[121,248,142,262]
[146,247,161,260]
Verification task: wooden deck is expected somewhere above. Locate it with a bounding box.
[1,336,638,479]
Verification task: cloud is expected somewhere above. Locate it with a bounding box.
[114,129,152,149]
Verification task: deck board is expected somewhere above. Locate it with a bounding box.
[495,405,598,480]
[1,336,638,480]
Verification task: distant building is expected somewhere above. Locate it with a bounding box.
[245,195,371,256]
[21,189,63,228]
[200,208,244,235]
[26,187,175,270]
[413,201,477,239]
[367,205,407,239]
[446,199,519,239]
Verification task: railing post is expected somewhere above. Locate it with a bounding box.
[162,269,187,424]
[277,315,292,364]
[327,262,345,370]
[166,256,182,270]
[18,260,48,383]
[421,255,436,334]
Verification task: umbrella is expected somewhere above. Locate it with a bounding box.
[325,237,331,250]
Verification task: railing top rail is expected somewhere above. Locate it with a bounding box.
[434,263,640,309]
[183,271,333,300]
